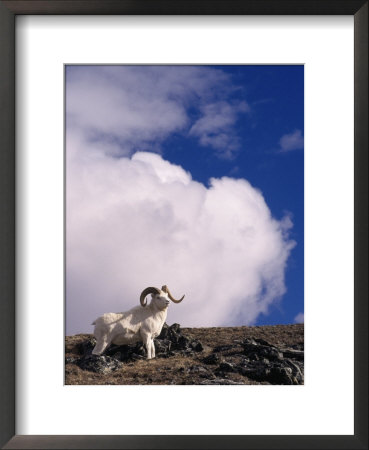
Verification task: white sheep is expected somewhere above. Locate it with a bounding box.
[91,285,184,359]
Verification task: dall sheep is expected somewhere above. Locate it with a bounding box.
[91,285,184,359]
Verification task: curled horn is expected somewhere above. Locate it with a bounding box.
[161,285,185,303]
[140,287,161,307]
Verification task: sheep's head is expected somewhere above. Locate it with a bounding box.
[140,286,185,309]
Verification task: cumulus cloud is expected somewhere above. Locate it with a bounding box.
[66,132,295,335]
[66,65,247,159]
[279,129,304,152]
[294,312,304,323]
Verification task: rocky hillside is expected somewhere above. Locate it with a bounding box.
[65,323,304,385]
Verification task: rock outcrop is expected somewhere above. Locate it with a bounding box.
[74,323,204,373]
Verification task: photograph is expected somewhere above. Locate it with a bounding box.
[65,64,304,386]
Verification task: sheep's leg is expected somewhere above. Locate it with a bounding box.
[143,335,153,359]
[151,340,155,359]
[92,337,111,355]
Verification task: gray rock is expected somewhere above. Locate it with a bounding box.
[170,323,181,333]
[154,339,172,354]
[202,353,220,365]
[218,361,236,373]
[190,340,204,352]
[243,338,283,361]
[268,366,294,385]
[239,358,303,385]
[78,322,204,364]
[177,335,190,349]
[189,365,210,376]
[281,348,304,361]
[236,337,304,384]
[283,359,304,383]
[158,323,169,339]
[77,354,122,374]
[78,337,96,355]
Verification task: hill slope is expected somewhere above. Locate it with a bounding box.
[65,323,304,385]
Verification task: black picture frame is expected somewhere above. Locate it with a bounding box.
[0,1,367,449]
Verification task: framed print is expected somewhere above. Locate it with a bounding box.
[64,63,305,387]
[0,1,367,449]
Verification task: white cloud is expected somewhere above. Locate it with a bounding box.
[66,67,188,153]
[66,133,295,334]
[66,66,247,159]
[189,101,250,159]
[294,312,304,323]
[279,129,304,152]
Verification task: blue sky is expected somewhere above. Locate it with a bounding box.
[66,65,304,334]
[161,65,304,326]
